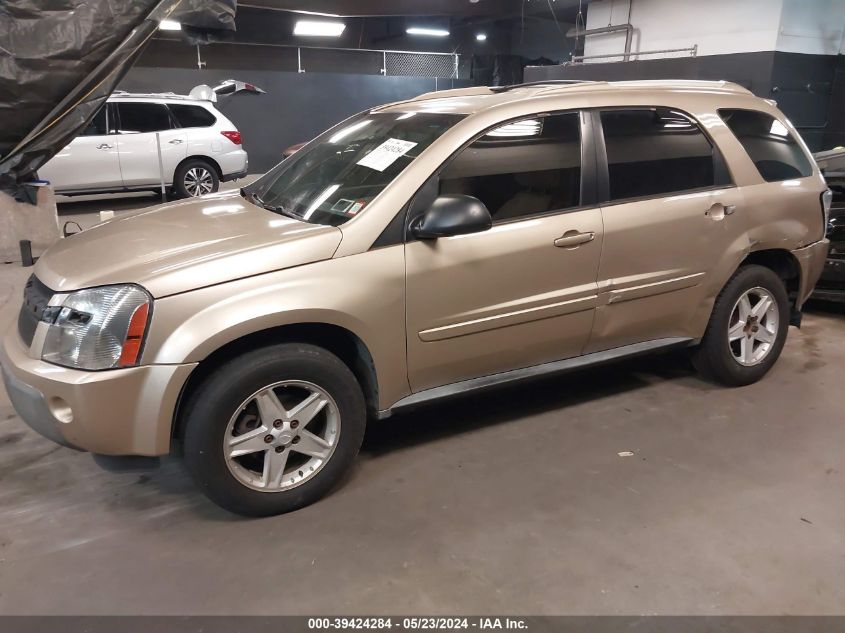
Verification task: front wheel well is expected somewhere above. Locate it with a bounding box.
[171,323,379,444]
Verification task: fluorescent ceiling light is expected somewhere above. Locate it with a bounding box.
[476,33,487,41]
[406,27,450,37]
[294,19,346,37]
[487,119,543,138]
[158,20,181,31]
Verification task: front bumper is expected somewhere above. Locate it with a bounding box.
[1,325,196,456]
[793,239,830,308]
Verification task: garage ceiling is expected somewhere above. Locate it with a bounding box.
[239,0,588,20]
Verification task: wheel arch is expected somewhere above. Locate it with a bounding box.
[171,322,380,443]
[741,248,801,297]
[739,248,803,323]
[174,155,223,181]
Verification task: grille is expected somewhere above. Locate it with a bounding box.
[18,275,54,347]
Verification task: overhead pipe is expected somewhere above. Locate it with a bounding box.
[566,23,634,62]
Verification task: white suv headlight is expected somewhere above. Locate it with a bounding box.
[41,285,152,370]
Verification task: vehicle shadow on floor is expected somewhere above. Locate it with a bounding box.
[361,350,706,457]
[109,351,705,521]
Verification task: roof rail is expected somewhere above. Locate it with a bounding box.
[489,80,600,93]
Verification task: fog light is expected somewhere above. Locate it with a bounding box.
[48,397,73,424]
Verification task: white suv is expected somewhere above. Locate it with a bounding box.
[39,92,248,198]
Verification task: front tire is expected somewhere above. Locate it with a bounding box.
[173,159,219,198]
[182,343,366,517]
[692,265,790,386]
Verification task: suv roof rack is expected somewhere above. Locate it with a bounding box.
[489,80,600,93]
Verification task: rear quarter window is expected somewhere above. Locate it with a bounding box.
[718,109,813,182]
[169,104,216,128]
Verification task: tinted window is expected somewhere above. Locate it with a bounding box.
[601,108,718,201]
[80,106,107,136]
[439,113,581,222]
[116,103,172,134]
[169,104,216,128]
[718,109,812,182]
[249,112,464,227]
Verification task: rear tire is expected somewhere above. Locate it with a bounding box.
[692,265,790,386]
[182,343,366,517]
[173,159,219,198]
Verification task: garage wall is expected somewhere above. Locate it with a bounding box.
[121,64,469,173]
[526,0,845,152]
[583,0,783,60]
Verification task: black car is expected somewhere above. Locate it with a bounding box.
[813,182,845,302]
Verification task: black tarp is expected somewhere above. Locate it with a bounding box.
[0,0,236,195]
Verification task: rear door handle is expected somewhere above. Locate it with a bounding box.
[169,139,183,145]
[554,231,595,248]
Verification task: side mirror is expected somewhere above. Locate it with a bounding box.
[410,194,492,239]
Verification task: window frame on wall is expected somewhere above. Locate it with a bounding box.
[591,106,734,207]
[396,109,599,245]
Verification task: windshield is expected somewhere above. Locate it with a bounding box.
[245,111,465,226]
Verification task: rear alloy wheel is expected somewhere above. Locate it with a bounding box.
[173,159,219,198]
[692,265,790,386]
[727,287,779,366]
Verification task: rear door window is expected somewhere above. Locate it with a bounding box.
[169,104,216,128]
[439,112,582,223]
[600,108,724,202]
[116,102,173,134]
[718,109,813,182]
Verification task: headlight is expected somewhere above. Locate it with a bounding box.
[41,285,152,370]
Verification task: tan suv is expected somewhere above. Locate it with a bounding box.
[1,80,830,516]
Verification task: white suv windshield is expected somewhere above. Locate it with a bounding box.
[246,111,465,226]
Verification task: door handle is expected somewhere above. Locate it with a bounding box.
[554,230,595,248]
[96,143,113,150]
[705,203,737,219]
[169,139,183,145]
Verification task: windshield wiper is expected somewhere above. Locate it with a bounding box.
[243,189,300,220]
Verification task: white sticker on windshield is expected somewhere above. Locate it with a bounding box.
[356,138,418,172]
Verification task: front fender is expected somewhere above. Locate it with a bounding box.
[142,248,410,409]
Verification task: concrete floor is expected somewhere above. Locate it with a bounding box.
[1,196,845,614]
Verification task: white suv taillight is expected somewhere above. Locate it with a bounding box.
[822,189,833,239]
[221,130,242,145]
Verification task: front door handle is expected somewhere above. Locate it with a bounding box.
[706,202,737,219]
[96,143,113,150]
[554,230,595,248]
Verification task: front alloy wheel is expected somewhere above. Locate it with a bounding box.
[182,343,366,516]
[225,381,340,491]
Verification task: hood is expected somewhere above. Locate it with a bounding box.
[34,191,342,297]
